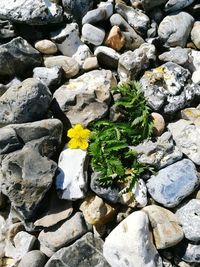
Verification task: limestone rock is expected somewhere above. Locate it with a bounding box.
[72,44,92,66]
[18,250,46,267]
[34,39,57,55]
[103,211,163,267]
[181,107,200,123]
[56,148,88,201]
[143,205,184,249]
[147,159,199,208]
[175,240,200,263]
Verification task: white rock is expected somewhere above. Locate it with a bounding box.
[72,44,92,66]
[103,211,163,267]
[133,179,148,208]
[98,0,113,19]
[56,148,88,200]
[192,69,200,84]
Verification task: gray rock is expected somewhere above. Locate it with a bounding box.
[191,21,200,50]
[50,23,82,57]
[33,66,63,90]
[0,37,41,79]
[0,127,22,155]
[0,78,51,125]
[158,12,194,47]
[175,240,200,263]
[38,212,89,257]
[0,146,57,219]
[0,0,63,25]
[103,211,163,267]
[147,159,199,208]
[115,3,150,35]
[118,48,149,83]
[53,69,116,126]
[0,215,6,258]
[131,132,182,169]
[44,55,80,79]
[62,0,93,26]
[168,119,200,165]
[0,77,21,97]
[94,46,120,69]
[44,232,110,267]
[165,0,195,12]
[159,47,190,66]
[141,0,168,12]
[82,24,105,46]
[72,44,92,66]
[175,199,200,242]
[0,19,16,39]
[18,250,46,267]
[139,43,157,64]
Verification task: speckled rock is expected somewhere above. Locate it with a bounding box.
[191,21,200,50]
[72,44,92,66]
[147,159,199,208]
[34,40,57,55]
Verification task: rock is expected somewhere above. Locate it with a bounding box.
[56,148,88,201]
[146,159,199,208]
[80,194,117,225]
[151,112,165,136]
[165,0,195,13]
[141,0,168,12]
[0,146,57,219]
[191,21,200,50]
[44,55,79,78]
[5,231,36,260]
[50,23,82,57]
[143,205,184,249]
[18,250,46,267]
[131,132,182,169]
[104,26,125,51]
[82,57,99,71]
[139,43,157,64]
[0,77,21,97]
[34,40,57,55]
[133,179,148,208]
[72,44,92,66]
[53,69,116,126]
[98,0,113,19]
[0,19,16,39]
[82,24,105,46]
[0,78,51,125]
[115,3,150,35]
[0,215,6,258]
[94,46,120,69]
[158,12,194,47]
[191,49,200,71]
[62,0,93,26]
[33,67,63,90]
[175,240,200,263]
[0,127,22,155]
[38,212,89,257]
[0,37,41,79]
[44,232,110,267]
[103,211,163,267]
[118,48,149,83]
[181,107,200,123]
[192,70,200,84]
[0,0,63,25]
[175,199,200,242]
[158,47,190,66]
[168,119,200,165]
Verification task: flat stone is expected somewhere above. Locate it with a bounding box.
[131,131,182,169]
[191,21,200,50]
[44,232,110,267]
[82,24,105,46]
[103,211,163,267]
[53,69,116,126]
[158,47,190,66]
[94,46,120,69]
[38,212,89,257]
[18,250,46,267]
[158,12,194,47]
[146,159,199,208]
[0,78,51,125]
[165,0,195,12]
[34,39,57,54]
[143,205,184,249]
[44,55,79,78]
[175,199,200,242]
[56,148,88,201]
[168,119,200,165]
[104,26,125,51]
[80,194,117,225]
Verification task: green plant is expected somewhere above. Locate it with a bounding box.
[89,81,154,193]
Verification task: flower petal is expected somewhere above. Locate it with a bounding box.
[79,139,89,150]
[67,128,76,138]
[81,129,91,139]
[68,138,79,149]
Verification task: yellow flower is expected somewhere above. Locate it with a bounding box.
[67,124,91,150]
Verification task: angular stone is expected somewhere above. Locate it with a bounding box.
[143,205,184,249]
[168,119,200,165]
[44,55,79,78]
[158,12,194,47]
[141,0,168,12]
[131,131,182,169]
[82,24,105,46]
[0,37,41,79]
[44,232,110,267]
[0,78,51,125]
[103,211,163,267]
[147,159,199,208]
[158,47,190,66]
[191,21,200,50]
[165,0,195,12]
[0,0,63,25]
[18,250,46,267]
[56,148,88,201]
[80,195,117,225]
[175,199,200,242]
[104,25,125,51]
[38,212,89,257]
[94,46,120,69]
[53,69,116,126]
[34,39,57,55]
